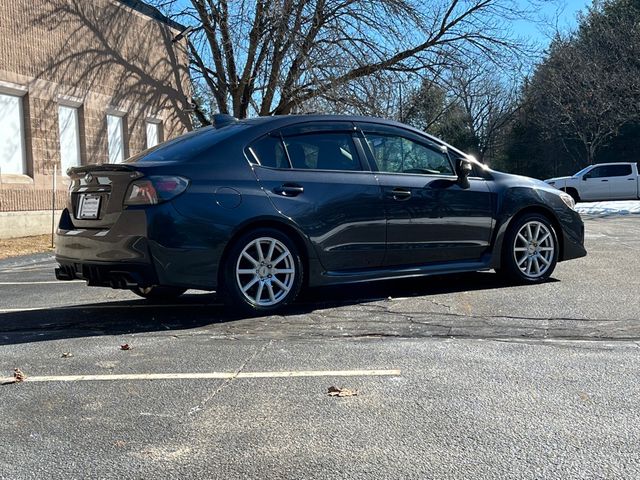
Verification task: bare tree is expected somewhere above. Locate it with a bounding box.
[400,66,519,160]
[299,71,410,118]
[447,66,519,162]
[156,0,527,120]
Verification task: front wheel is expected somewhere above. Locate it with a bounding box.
[497,214,559,284]
[222,228,304,314]
[563,188,580,203]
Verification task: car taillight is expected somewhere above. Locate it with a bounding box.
[124,176,189,206]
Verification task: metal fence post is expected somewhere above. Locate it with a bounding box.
[51,164,57,248]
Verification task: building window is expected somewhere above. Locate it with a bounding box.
[146,120,162,148]
[107,114,125,163]
[0,93,26,175]
[58,105,81,171]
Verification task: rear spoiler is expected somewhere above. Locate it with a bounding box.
[67,164,138,177]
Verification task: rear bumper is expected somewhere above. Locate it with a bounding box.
[55,207,157,288]
[55,260,158,288]
[56,208,151,262]
[54,206,225,290]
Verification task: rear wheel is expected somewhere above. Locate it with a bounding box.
[497,213,559,284]
[222,228,303,314]
[130,286,187,300]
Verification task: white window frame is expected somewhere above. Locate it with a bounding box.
[57,97,83,172]
[0,82,28,177]
[106,112,126,163]
[145,118,162,149]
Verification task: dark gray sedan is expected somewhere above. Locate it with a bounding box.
[55,115,586,313]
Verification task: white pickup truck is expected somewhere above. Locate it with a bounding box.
[545,162,640,202]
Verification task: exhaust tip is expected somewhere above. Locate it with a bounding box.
[109,273,138,289]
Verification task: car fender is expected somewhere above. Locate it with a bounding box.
[226,214,317,258]
[489,187,571,268]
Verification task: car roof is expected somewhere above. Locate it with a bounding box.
[129,113,479,166]
[590,162,637,165]
[241,114,416,128]
[236,114,460,152]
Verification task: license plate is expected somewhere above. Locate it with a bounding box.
[78,194,101,219]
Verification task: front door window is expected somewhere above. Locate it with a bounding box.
[364,134,454,175]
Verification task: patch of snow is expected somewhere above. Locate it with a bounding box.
[575,200,640,217]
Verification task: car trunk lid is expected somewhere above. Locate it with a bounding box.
[66,164,145,229]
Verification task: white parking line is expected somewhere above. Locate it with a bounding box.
[0,264,57,273]
[0,303,219,313]
[22,369,401,383]
[0,281,83,285]
[0,308,47,313]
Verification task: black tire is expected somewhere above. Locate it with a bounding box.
[130,286,187,300]
[221,228,304,314]
[496,213,559,284]
[563,188,580,203]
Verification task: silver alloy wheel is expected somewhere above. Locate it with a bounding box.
[235,237,296,306]
[513,220,555,278]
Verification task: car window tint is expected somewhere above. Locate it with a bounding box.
[587,166,609,178]
[585,166,605,178]
[283,133,360,171]
[247,135,289,168]
[125,123,248,164]
[606,164,632,176]
[574,165,592,176]
[364,134,453,175]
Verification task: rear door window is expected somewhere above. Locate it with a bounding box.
[246,135,289,168]
[586,165,632,178]
[283,133,361,171]
[605,164,632,177]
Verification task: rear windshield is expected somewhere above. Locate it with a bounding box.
[124,123,248,164]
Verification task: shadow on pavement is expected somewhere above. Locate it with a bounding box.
[0,271,534,345]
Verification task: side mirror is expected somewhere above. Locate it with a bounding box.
[582,175,589,181]
[457,159,472,188]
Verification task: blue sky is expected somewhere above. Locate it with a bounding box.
[515,0,592,44]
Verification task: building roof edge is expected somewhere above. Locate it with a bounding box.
[117,0,187,33]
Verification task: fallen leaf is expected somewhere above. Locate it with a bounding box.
[120,344,131,351]
[61,352,73,358]
[13,368,26,382]
[327,386,358,397]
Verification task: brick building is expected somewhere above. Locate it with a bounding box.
[0,0,191,238]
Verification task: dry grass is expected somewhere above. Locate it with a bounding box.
[0,235,55,260]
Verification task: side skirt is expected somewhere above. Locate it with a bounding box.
[307,255,494,287]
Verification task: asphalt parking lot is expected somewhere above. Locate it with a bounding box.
[1,216,639,479]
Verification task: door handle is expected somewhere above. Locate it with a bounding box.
[390,188,412,201]
[274,183,304,196]
[601,179,608,182]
